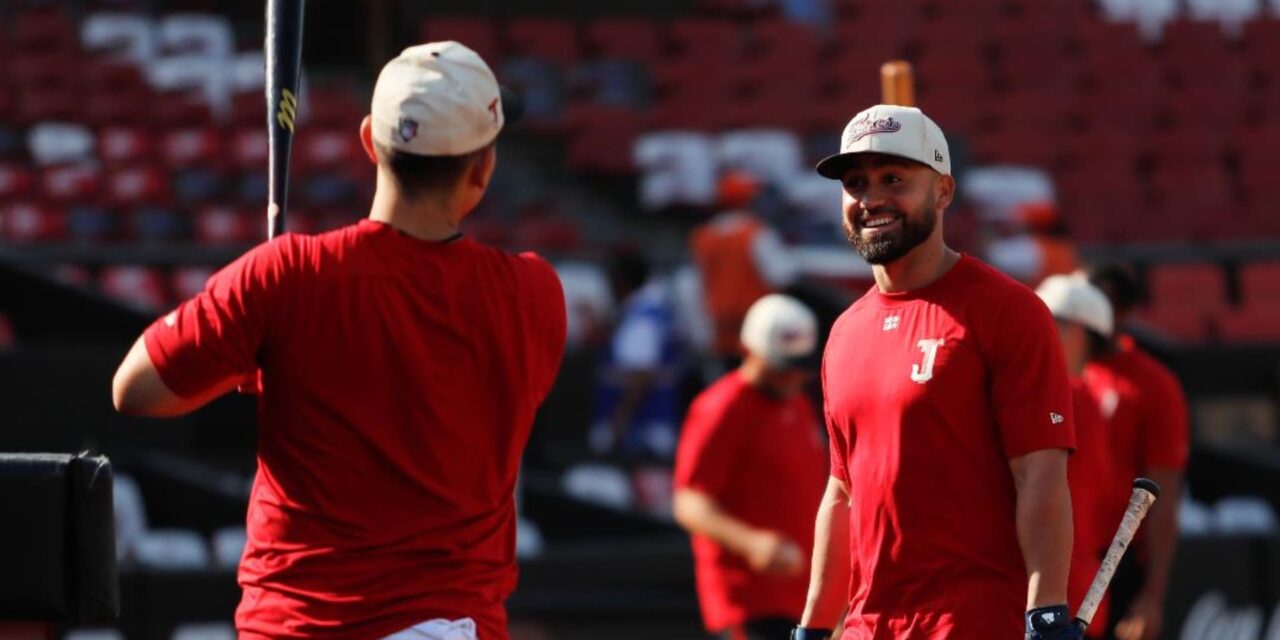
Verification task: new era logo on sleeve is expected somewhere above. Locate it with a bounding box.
[1050,412,1064,425]
[882,315,900,331]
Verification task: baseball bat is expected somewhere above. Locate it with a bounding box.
[880,60,915,107]
[1073,478,1162,630]
[265,0,305,239]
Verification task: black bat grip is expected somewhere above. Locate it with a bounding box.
[1133,477,1161,499]
[265,0,305,239]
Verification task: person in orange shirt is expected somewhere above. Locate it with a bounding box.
[1084,264,1190,640]
[690,171,798,364]
[1036,275,1118,640]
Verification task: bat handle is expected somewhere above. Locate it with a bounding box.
[1074,478,1161,629]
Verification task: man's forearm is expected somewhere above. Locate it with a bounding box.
[1011,450,1073,609]
[801,476,851,630]
[673,489,764,559]
[1140,469,1182,600]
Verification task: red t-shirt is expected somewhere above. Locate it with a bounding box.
[1067,381,1114,637]
[144,220,566,640]
[1081,338,1189,549]
[822,255,1076,640]
[673,371,828,632]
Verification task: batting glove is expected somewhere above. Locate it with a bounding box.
[1026,605,1084,640]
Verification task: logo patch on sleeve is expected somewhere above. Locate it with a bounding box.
[1050,412,1064,425]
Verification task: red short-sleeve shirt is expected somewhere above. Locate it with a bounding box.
[1067,380,1115,635]
[1082,337,1189,547]
[822,255,1075,640]
[144,220,566,640]
[673,371,828,632]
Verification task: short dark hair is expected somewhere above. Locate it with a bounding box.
[1085,328,1113,360]
[376,142,491,200]
[1086,262,1143,316]
[607,248,650,295]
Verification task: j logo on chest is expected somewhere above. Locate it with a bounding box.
[909,338,945,384]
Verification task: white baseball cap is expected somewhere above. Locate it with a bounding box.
[1036,274,1114,337]
[370,41,505,157]
[816,104,951,179]
[741,294,818,368]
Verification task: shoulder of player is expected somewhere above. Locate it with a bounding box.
[689,373,755,422]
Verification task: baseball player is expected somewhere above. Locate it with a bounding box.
[673,294,828,640]
[794,105,1080,640]
[1036,275,1119,640]
[111,42,566,640]
[1083,265,1189,640]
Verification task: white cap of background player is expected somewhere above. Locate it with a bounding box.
[1036,274,1115,337]
[740,294,818,368]
[370,41,504,157]
[816,104,951,178]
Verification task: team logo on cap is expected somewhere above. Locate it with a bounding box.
[396,117,419,144]
[844,114,902,148]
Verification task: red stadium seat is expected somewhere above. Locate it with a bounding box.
[1,202,67,243]
[87,87,152,127]
[194,204,255,245]
[9,49,75,88]
[1148,263,1228,313]
[161,128,224,169]
[1162,86,1250,131]
[1217,305,1280,342]
[826,21,909,63]
[748,20,820,61]
[104,165,170,208]
[566,114,644,174]
[1240,261,1280,306]
[41,165,101,204]
[302,85,366,128]
[152,92,215,128]
[99,127,157,166]
[915,87,985,136]
[914,55,992,92]
[911,17,989,60]
[295,129,362,174]
[16,84,77,125]
[0,163,38,200]
[584,18,661,62]
[986,89,1077,133]
[1133,305,1212,343]
[505,18,579,63]
[972,130,1062,168]
[665,19,741,60]
[100,265,170,312]
[12,6,78,54]
[1146,166,1233,239]
[230,128,270,172]
[172,266,216,301]
[1145,128,1232,169]
[419,17,501,64]
[1242,19,1280,70]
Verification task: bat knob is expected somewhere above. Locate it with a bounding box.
[1133,477,1161,498]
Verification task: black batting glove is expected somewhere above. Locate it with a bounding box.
[790,628,833,640]
[1025,605,1084,640]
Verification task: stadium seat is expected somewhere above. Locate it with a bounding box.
[1242,19,1280,67]
[910,17,989,60]
[66,203,119,243]
[1217,305,1280,342]
[1145,128,1232,169]
[172,265,213,299]
[1134,305,1213,343]
[1149,263,1229,313]
[12,6,78,54]
[1240,260,1280,305]
[81,12,156,64]
[157,13,234,58]
[194,205,254,245]
[99,127,157,166]
[1186,0,1264,38]
[1162,86,1250,130]
[229,128,269,172]
[147,54,230,120]
[584,18,661,62]
[505,18,579,63]
[0,163,37,200]
[130,205,188,242]
[665,19,741,60]
[913,55,992,92]
[419,17,501,64]
[27,123,96,167]
[564,105,644,174]
[41,164,102,204]
[1,202,67,243]
[295,129,361,174]
[825,21,909,63]
[100,265,170,312]
[105,165,170,208]
[161,127,224,169]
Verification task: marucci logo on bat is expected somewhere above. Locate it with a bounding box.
[276,88,298,133]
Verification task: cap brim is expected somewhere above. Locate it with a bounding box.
[814,150,937,180]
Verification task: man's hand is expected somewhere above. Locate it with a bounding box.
[1114,592,1162,640]
[1026,605,1083,640]
[745,530,804,575]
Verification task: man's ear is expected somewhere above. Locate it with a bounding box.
[359,115,378,164]
[468,145,497,190]
[935,173,956,211]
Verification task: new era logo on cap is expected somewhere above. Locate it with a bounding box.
[816,104,952,179]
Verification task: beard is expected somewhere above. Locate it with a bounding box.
[845,196,938,265]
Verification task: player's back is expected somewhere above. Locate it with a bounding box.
[239,220,566,639]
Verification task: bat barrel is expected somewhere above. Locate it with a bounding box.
[880,60,915,107]
[265,0,305,239]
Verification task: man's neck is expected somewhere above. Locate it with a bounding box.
[872,236,960,294]
[367,178,462,242]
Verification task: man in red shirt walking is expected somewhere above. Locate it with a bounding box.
[1035,275,1119,639]
[111,42,566,640]
[795,105,1080,640]
[673,294,828,640]
[1083,265,1189,640]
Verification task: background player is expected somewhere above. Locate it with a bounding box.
[1085,265,1190,640]
[795,104,1080,640]
[673,294,827,640]
[1036,274,1119,639]
[111,42,566,640]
